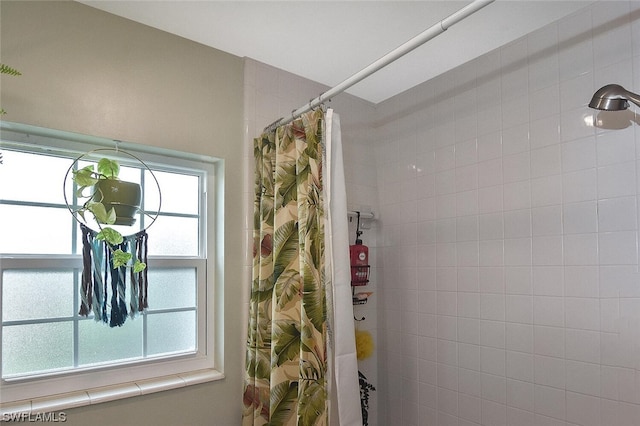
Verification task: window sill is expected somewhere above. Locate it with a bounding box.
[0,369,224,415]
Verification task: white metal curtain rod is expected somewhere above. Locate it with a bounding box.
[264,0,495,132]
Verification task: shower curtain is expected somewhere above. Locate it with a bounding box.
[243,109,362,426]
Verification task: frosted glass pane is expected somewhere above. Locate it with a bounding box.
[0,205,73,254]
[147,268,196,310]
[0,151,72,204]
[2,322,73,377]
[147,311,196,355]
[2,270,74,321]
[147,215,198,256]
[78,318,143,366]
[145,170,198,215]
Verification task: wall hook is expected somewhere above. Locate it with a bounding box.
[354,315,365,321]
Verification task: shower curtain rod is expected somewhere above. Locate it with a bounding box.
[264,0,495,131]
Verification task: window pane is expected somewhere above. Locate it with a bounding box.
[116,166,142,185]
[0,205,73,254]
[0,136,209,385]
[75,160,141,186]
[2,322,73,377]
[78,318,143,366]
[147,215,199,256]
[2,270,74,321]
[147,268,196,310]
[0,151,72,204]
[147,311,196,356]
[145,170,198,215]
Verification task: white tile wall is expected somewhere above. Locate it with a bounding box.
[374,1,640,425]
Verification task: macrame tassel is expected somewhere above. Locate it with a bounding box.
[127,230,148,318]
[78,225,94,316]
[137,230,149,311]
[91,237,105,322]
[108,243,128,327]
[101,248,109,323]
[78,225,150,326]
[129,263,139,317]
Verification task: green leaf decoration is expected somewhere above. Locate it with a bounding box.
[261,160,274,195]
[272,319,301,367]
[0,64,22,115]
[256,304,273,346]
[302,262,325,332]
[297,379,326,426]
[75,186,91,199]
[275,160,298,207]
[97,158,120,179]
[96,227,124,245]
[106,207,117,224]
[273,220,298,282]
[245,345,272,380]
[274,269,302,311]
[72,165,99,187]
[299,358,323,381]
[297,153,311,180]
[133,260,146,273]
[0,64,22,76]
[300,320,317,356]
[304,143,320,162]
[112,249,132,268]
[87,202,116,224]
[269,380,298,425]
[259,195,275,228]
[251,287,274,304]
[276,124,293,151]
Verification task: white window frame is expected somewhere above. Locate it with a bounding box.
[0,122,224,413]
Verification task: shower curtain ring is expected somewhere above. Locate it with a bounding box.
[310,96,319,111]
[310,93,327,112]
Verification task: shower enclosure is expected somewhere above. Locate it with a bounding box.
[244,1,640,425]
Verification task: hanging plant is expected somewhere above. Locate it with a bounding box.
[0,63,22,115]
[72,157,146,272]
[65,149,162,327]
[0,64,22,162]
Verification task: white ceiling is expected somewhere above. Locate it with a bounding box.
[78,1,594,104]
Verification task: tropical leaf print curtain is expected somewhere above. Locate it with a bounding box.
[243,110,328,426]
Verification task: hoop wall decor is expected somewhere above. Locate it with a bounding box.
[63,148,162,327]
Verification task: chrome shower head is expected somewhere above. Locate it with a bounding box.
[589,84,640,111]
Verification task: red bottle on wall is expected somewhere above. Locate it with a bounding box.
[350,239,370,285]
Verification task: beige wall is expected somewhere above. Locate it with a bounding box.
[1,1,244,425]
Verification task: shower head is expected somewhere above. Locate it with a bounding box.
[589,84,640,111]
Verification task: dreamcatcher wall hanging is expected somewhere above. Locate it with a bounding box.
[63,148,161,327]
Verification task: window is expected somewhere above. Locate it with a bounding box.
[0,123,223,409]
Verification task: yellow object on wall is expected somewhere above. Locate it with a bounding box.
[355,329,375,360]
